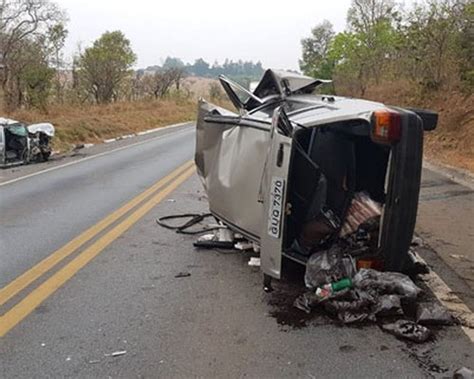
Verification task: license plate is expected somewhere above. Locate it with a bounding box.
[268,176,285,238]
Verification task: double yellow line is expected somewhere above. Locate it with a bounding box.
[0,161,195,337]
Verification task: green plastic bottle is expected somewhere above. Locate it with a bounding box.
[315,278,353,301]
[331,278,353,292]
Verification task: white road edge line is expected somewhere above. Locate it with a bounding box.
[0,122,194,188]
[423,161,474,190]
[416,254,474,342]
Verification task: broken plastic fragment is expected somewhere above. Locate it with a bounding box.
[111,351,127,357]
[248,257,261,267]
[174,272,191,278]
[235,241,253,251]
[105,350,127,357]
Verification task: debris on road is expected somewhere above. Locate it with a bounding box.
[453,367,474,379]
[381,320,432,343]
[293,255,453,342]
[104,350,127,357]
[416,303,455,325]
[248,257,261,267]
[174,272,191,278]
[304,246,356,289]
[411,236,424,247]
[156,213,216,235]
[235,241,253,251]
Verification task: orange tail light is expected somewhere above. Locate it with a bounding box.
[371,109,401,144]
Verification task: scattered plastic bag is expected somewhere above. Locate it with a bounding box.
[340,192,382,237]
[304,246,356,289]
[293,292,319,314]
[324,294,375,324]
[416,303,454,325]
[353,268,421,300]
[381,320,431,343]
[373,295,403,317]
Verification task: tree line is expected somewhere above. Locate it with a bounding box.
[300,0,473,96]
[0,0,264,111]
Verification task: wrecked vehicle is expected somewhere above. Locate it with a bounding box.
[195,69,438,280]
[0,118,54,167]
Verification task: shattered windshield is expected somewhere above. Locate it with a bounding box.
[6,124,27,137]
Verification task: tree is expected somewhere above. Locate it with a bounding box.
[47,22,68,102]
[400,0,463,88]
[0,0,65,109]
[458,1,474,87]
[346,0,399,83]
[347,0,398,33]
[76,30,136,104]
[162,56,184,70]
[191,58,210,76]
[299,20,335,79]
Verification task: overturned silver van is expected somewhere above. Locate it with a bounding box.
[195,70,437,280]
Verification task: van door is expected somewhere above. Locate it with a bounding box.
[260,108,293,279]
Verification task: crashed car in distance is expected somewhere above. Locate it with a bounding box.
[0,118,54,167]
[195,69,437,280]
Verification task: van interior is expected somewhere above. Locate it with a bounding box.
[283,122,391,262]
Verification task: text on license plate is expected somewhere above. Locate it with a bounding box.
[268,177,285,238]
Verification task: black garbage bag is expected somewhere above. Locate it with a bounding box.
[373,295,403,317]
[416,303,454,325]
[381,320,431,343]
[304,245,356,289]
[293,287,352,314]
[324,293,376,324]
[353,268,421,300]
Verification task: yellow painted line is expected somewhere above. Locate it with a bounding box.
[0,165,195,337]
[0,160,194,307]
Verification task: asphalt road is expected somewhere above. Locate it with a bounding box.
[0,124,195,287]
[0,125,473,378]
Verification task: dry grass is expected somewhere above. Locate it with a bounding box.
[7,98,197,152]
[341,81,474,172]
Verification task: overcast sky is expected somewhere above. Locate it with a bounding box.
[55,0,354,70]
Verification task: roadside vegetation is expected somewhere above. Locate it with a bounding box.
[1,0,472,171]
[300,0,473,171]
[0,0,253,152]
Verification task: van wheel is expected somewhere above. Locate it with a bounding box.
[381,112,423,272]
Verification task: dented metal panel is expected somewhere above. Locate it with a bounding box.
[196,99,271,240]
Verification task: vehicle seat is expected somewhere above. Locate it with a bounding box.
[307,128,356,219]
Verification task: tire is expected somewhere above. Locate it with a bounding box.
[41,151,51,161]
[381,111,424,272]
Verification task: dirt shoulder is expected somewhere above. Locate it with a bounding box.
[5,98,196,153]
[356,83,474,173]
